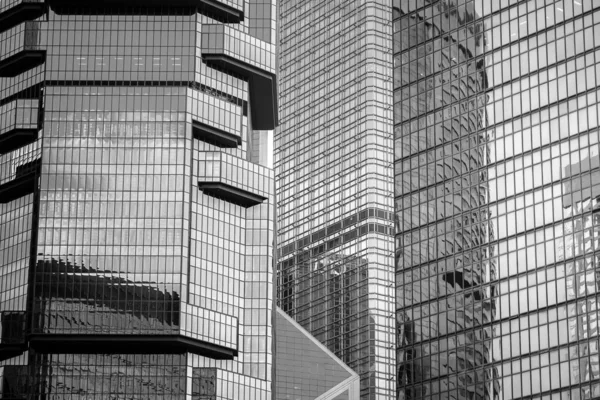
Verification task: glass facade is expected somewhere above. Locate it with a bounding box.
[275,306,360,400]
[276,1,397,399]
[0,1,278,399]
[394,1,600,399]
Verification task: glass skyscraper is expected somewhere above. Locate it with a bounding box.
[395,0,600,399]
[0,0,278,398]
[278,0,600,400]
[276,0,397,398]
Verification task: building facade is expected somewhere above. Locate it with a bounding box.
[395,0,600,399]
[394,1,498,399]
[0,0,278,398]
[275,306,361,400]
[275,0,397,398]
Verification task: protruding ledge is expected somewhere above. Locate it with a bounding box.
[0,344,26,362]
[0,161,39,203]
[46,0,243,22]
[203,55,277,130]
[0,2,46,34]
[193,120,240,148]
[29,334,237,359]
[0,129,38,155]
[198,0,243,22]
[198,182,266,207]
[0,50,45,77]
[0,175,37,203]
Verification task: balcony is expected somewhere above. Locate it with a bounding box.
[0,21,45,77]
[0,98,39,155]
[0,0,46,34]
[201,25,277,130]
[197,152,270,207]
[46,0,244,22]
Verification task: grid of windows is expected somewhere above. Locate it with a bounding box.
[395,1,600,399]
[276,0,396,398]
[0,1,278,399]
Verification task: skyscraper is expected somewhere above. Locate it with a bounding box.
[278,0,600,400]
[276,0,397,398]
[395,0,600,399]
[0,0,278,398]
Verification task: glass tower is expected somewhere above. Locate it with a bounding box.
[0,1,278,398]
[395,0,600,399]
[276,0,397,398]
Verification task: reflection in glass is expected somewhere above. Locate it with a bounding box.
[395,1,600,399]
[394,1,498,399]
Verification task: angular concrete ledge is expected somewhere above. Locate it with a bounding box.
[47,0,243,22]
[198,182,266,207]
[203,54,277,130]
[0,173,37,203]
[0,50,45,77]
[192,120,241,148]
[0,129,38,155]
[0,344,26,362]
[0,2,46,34]
[29,334,237,359]
[198,0,243,22]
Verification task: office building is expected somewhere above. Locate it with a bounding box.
[0,0,278,398]
[276,0,397,398]
[395,0,599,399]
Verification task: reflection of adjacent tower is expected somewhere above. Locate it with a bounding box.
[394,2,498,399]
[561,158,600,391]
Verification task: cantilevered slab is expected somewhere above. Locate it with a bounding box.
[201,25,277,130]
[193,120,241,148]
[198,182,267,207]
[0,50,45,77]
[29,334,237,359]
[0,1,46,34]
[0,173,37,203]
[46,0,244,22]
[0,129,38,155]
[199,0,243,21]
[196,152,271,207]
[0,344,26,362]
[202,55,277,130]
[0,161,39,203]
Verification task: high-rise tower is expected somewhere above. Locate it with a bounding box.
[276,0,397,398]
[394,1,600,399]
[0,0,278,398]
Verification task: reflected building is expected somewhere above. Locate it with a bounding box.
[0,0,278,398]
[275,0,397,398]
[393,1,497,399]
[396,1,600,400]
